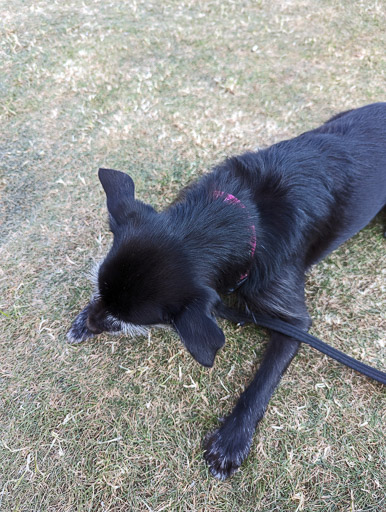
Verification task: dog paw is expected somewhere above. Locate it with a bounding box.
[66,306,94,344]
[203,426,252,480]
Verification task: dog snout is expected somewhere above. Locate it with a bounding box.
[86,315,104,334]
[86,300,107,334]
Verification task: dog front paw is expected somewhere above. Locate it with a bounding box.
[203,425,252,480]
[66,305,94,344]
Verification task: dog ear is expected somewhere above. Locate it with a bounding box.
[98,168,135,224]
[173,301,225,367]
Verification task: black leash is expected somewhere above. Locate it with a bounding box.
[251,313,386,385]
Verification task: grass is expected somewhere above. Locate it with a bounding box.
[1,0,385,510]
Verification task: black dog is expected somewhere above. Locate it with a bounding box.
[68,103,386,480]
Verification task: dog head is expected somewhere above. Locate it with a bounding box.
[67,168,225,367]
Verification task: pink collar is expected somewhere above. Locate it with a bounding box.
[214,191,256,289]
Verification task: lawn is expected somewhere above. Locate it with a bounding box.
[0,1,385,510]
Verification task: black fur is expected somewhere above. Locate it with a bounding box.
[68,103,386,480]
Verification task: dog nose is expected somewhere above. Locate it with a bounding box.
[86,316,104,334]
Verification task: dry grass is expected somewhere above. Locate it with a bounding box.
[1,1,385,510]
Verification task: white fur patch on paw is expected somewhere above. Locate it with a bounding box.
[203,426,252,480]
[66,306,94,344]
